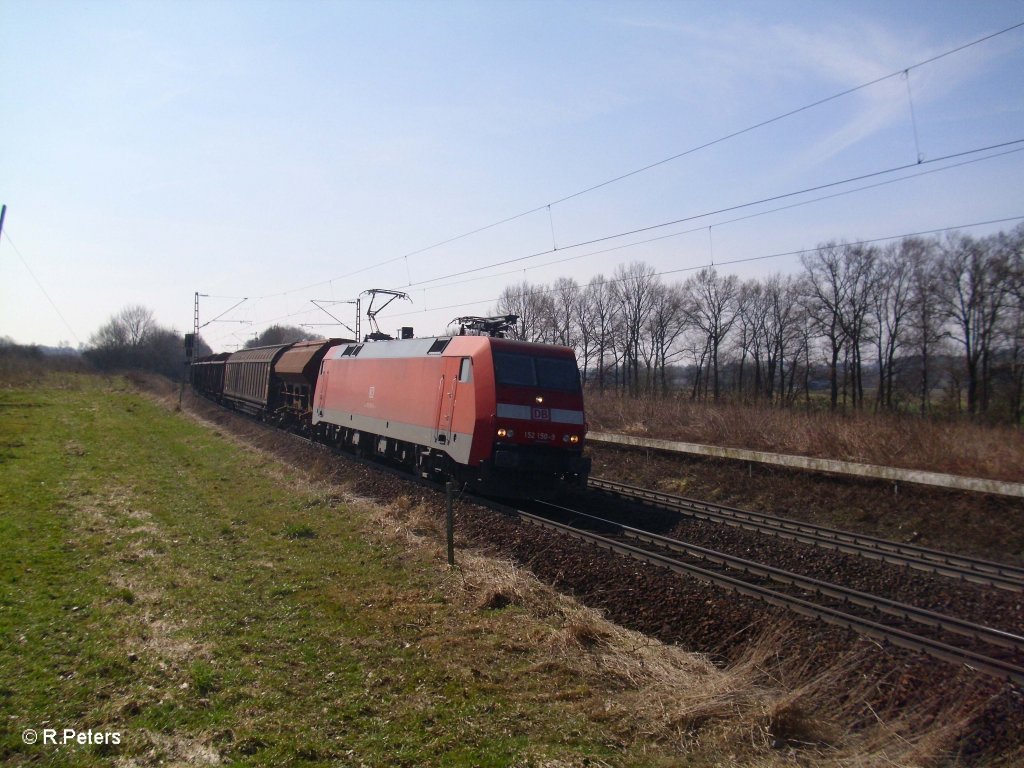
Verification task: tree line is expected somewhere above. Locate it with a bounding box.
[82,305,206,380]
[83,308,319,380]
[493,225,1024,423]
[67,224,1024,423]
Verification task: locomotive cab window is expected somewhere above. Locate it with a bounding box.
[459,358,472,383]
[493,353,534,387]
[535,356,580,391]
[493,353,580,392]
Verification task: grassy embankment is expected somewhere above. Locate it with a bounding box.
[0,374,632,765]
[0,374,775,767]
[1,373,983,766]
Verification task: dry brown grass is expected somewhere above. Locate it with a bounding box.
[370,496,985,766]
[585,390,1024,482]
[0,348,91,387]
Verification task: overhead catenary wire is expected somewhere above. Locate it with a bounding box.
[339,144,1024,298]
[201,23,1024,344]
[250,20,1024,302]
[231,214,1024,333]
[205,142,1024,346]
[212,138,1024,337]
[198,297,249,329]
[1,230,82,345]
[397,138,1024,291]
[535,21,1024,210]
[398,144,1024,296]
[381,214,1024,321]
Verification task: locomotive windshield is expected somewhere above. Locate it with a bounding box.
[493,352,580,392]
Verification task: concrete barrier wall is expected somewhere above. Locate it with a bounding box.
[587,431,1024,499]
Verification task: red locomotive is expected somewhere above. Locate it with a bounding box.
[191,320,590,498]
[312,334,590,496]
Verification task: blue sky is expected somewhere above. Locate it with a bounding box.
[2,0,1023,350]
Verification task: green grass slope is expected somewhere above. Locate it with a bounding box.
[0,375,633,766]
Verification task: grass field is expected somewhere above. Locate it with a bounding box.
[2,374,757,767]
[1,374,986,766]
[0,375,631,765]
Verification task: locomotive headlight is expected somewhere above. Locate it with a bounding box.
[534,395,544,404]
[497,428,507,438]
[569,434,580,444]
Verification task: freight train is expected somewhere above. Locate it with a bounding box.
[190,325,591,497]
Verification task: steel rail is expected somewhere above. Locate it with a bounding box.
[186,394,1024,684]
[590,477,1024,592]
[271,422,1024,662]
[492,502,1024,687]
[535,500,1024,653]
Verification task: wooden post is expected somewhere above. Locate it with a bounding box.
[446,481,455,567]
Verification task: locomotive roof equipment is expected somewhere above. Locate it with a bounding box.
[451,315,519,337]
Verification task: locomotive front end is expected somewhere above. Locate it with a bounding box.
[480,339,591,496]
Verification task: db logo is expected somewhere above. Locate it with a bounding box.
[532,407,550,421]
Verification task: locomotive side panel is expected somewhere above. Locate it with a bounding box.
[314,339,480,466]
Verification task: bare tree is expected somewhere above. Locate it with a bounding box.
[939,233,1013,416]
[681,267,738,401]
[801,243,849,411]
[791,309,815,407]
[86,305,186,380]
[735,279,770,400]
[1004,225,1024,423]
[836,243,880,410]
[494,281,553,343]
[584,275,618,390]
[1005,275,1024,424]
[91,304,156,350]
[871,243,912,410]
[646,283,688,394]
[549,277,581,349]
[612,262,659,395]
[905,237,945,414]
[486,224,1024,422]
[762,274,804,405]
[573,282,598,383]
[121,305,157,347]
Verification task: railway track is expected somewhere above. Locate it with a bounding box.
[590,477,1024,592]
[263,423,1024,685]
[506,497,1024,687]
[187,394,1024,687]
